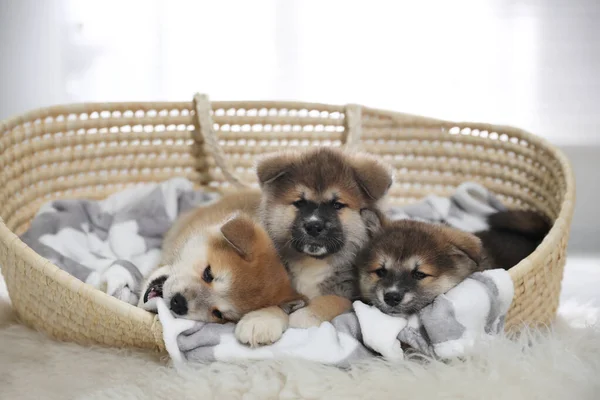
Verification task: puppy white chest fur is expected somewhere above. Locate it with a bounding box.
[288,258,332,299]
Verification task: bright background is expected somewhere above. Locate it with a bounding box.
[0,0,598,254]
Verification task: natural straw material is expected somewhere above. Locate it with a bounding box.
[0,94,575,350]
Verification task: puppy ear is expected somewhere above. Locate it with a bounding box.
[443,227,484,265]
[350,154,393,201]
[220,213,257,260]
[256,151,299,187]
[360,208,385,238]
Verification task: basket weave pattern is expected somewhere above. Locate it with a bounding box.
[0,94,575,350]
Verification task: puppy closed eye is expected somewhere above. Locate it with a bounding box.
[202,265,214,283]
[293,199,307,208]
[372,267,387,278]
[411,269,430,280]
[331,201,347,210]
[212,309,223,319]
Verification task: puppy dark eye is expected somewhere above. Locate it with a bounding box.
[212,309,223,319]
[202,265,214,283]
[331,201,346,210]
[373,267,387,278]
[412,270,429,280]
[293,199,307,208]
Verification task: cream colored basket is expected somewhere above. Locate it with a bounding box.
[0,94,575,351]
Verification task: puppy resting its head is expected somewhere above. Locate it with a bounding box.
[140,191,304,326]
[358,209,550,316]
[358,218,484,316]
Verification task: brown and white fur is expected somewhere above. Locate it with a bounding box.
[358,209,551,316]
[139,190,306,346]
[256,147,393,328]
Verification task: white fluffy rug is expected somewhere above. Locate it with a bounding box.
[2,258,600,399]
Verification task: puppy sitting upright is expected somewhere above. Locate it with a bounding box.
[358,210,550,316]
[256,147,393,328]
[139,190,306,346]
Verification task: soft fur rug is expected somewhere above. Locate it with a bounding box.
[1,269,600,399]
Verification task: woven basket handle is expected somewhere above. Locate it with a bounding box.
[192,93,363,187]
[343,103,363,150]
[193,93,249,188]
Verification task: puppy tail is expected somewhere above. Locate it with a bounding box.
[486,210,551,240]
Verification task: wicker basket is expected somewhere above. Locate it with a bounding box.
[0,94,575,351]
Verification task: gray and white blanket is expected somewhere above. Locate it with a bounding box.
[159,269,513,368]
[21,178,220,305]
[21,178,513,365]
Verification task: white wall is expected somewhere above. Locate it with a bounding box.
[1,0,599,252]
[1,0,600,145]
[0,0,68,116]
[0,0,600,144]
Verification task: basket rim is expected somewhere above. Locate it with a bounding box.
[0,100,351,131]
[0,99,576,337]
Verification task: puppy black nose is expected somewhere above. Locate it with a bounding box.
[384,291,402,307]
[304,220,325,237]
[170,293,188,315]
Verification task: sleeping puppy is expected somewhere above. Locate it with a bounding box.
[256,147,393,328]
[139,190,306,347]
[358,209,550,316]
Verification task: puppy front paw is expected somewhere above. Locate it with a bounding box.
[111,284,139,305]
[235,308,288,347]
[91,262,140,305]
[288,307,324,328]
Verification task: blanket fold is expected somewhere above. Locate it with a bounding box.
[21,178,219,305]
